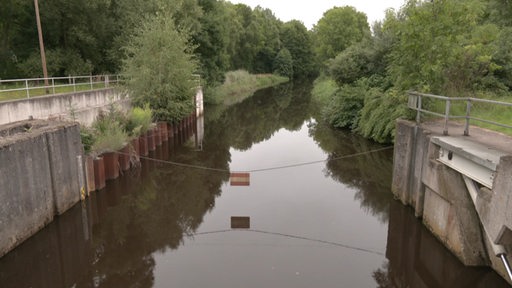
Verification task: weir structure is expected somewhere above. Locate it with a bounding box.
[0,84,204,257]
[393,92,512,283]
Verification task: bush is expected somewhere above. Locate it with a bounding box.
[91,121,128,154]
[273,48,294,78]
[356,89,410,143]
[80,126,95,154]
[84,104,130,155]
[126,104,153,136]
[323,84,366,130]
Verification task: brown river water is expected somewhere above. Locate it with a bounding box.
[0,82,509,287]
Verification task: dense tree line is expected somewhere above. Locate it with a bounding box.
[318,0,512,143]
[3,0,510,140]
[0,0,317,83]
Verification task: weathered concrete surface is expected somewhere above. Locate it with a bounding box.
[392,119,512,283]
[422,159,487,265]
[0,119,82,257]
[0,88,129,126]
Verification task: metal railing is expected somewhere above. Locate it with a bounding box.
[408,91,512,136]
[0,75,120,100]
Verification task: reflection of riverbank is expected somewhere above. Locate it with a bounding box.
[309,121,394,223]
[0,202,92,288]
[379,200,509,288]
[0,119,220,287]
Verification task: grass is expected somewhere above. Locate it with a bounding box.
[423,94,512,136]
[205,70,289,105]
[0,83,115,102]
[311,77,337,105]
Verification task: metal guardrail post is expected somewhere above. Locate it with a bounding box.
[443,99,451,135]
[465,98,471,136]
[90,75,93,90]
[416,94,422,125]
[73,76,76,92]
[52,78,55,95]
[25,79,29,98]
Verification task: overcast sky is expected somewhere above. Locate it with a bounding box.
[227,0,406,30]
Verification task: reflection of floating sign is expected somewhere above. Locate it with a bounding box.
[231,216,250,229]
[230,172,250,186]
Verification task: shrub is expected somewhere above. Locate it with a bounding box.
[91,121,128,154]
[126,104,153,136]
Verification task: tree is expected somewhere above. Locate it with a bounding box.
[388,0,495,95]
[193,0,230,85]
[312,6,371,62]
[122,13,198,122]
[0,0,36,78]
[328,40,375,85]
[273,48,293,78]
[280,20,317,78]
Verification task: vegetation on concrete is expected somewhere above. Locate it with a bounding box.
[125,104,153,136]
[82,104,153,155]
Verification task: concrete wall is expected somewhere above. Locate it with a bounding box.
[392,120,512,283]
[0,88,129,126]
[0,120,83,257]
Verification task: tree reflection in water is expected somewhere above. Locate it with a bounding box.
[1,81,509,287]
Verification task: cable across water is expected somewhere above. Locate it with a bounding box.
[190,229,385,256]
[117,146,393,174]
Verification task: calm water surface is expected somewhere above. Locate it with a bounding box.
[0,83,509,287]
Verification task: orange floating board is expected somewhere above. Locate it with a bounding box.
[230,172,250,186]
[231,216,250,229]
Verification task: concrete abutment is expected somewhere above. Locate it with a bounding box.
[392,119,512,283]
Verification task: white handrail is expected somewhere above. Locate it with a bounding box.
[0,75,121,100]
[408,91,512,136]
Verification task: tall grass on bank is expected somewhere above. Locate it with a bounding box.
[204,70,288,105]
[311,77,337,106]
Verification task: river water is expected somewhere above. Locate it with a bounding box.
[0,83,509,287]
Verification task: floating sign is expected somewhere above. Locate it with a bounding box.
[231,216,250,229]
[230,172,250,186]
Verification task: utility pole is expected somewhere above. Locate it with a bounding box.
[34,0,49,93]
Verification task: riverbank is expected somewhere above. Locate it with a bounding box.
[204,70,289,106]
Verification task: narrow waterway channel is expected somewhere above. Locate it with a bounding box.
[0,83,509,287]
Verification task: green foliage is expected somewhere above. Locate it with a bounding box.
[280,20,317,78]
[90,105,129,154]
[387,0,497,95]
[328,40,374,85]
[18,48,93,77]
[80,126,95,154]
[204,70,288,105]
[91,121,128,154]
[273,48,293,78]
[492,27,512,89]
[311,77,338,106]
[126,104,153,136]
[122,13,198,123]
[312,6,371,62]
[323,81,368,130]
[194,0,230,85]
[356,89,409,143]
[487,0,512,27]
